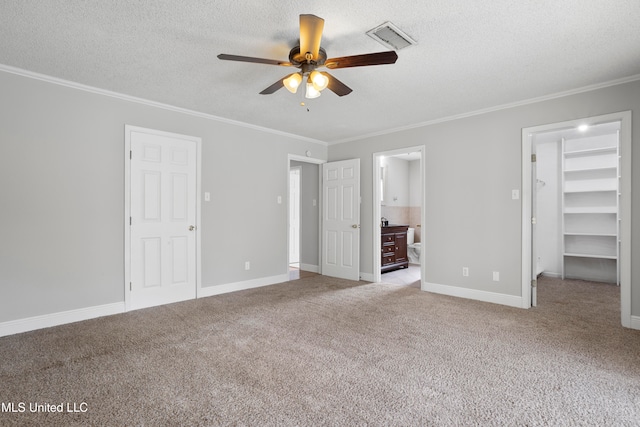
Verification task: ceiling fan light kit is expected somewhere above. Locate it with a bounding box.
[283,73,302,93]
[218,14,399,98]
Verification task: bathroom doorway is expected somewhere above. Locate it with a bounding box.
[373,146,425,287]
[287,155,324,281]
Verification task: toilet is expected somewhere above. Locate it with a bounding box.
[407,227,421,264]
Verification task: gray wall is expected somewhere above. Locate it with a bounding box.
[0,71,327,323]
[290,161,320,269]
[329,80,640,316]
[1,68,638,324]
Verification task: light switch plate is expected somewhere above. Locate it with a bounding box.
[512,189,520,200]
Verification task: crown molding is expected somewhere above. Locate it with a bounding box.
[329,73,640,145]
[0,63,327,146]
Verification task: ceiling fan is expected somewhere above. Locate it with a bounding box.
[218,14,398,98]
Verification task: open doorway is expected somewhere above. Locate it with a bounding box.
[521,111,632,328]
[287,155,324,281]
[373,146,425,287]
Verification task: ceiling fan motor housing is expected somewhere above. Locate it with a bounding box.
[289,46,327,70]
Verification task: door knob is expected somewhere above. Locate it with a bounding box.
[189,225,195,231]
[352,224,360,228]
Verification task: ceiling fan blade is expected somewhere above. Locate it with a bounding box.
[259,78,285,95]
[324,51,398,69]
[299,14,325,60]
[321,72,353,97]
[218,54,292,67]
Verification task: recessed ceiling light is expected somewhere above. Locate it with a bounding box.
[578,124,589,132]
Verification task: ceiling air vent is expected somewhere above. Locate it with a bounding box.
[366,22,417,51]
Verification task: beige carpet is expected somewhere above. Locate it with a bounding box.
[1,275,639,426]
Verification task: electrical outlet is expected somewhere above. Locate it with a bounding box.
[244,261,250,270]
[462,267,469,277]
[493,271,500,281]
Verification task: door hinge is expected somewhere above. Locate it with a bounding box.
[129,282,132,291]
[531,217,537,224]
[130,150,132,159]
[531,154,537,162]
[130,216,132,225]
[531,279,537,288]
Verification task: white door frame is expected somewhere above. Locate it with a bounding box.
[372,145,426,285]
[289,165,302,266]
[521,111,632,328]
[287,154,325,276]
[124,125,202,311]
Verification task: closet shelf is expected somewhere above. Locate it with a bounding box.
[564,252,617,260]
[564,207,617,214]
[561,131,619,284]
[564,147,617,156]
[564,166,617,173]
[563,232,617,237]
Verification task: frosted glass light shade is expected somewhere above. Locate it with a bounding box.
[305,82,321,99]
[283,73,302,93]
[309,71,329,91]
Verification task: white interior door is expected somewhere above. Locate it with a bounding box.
[322,159,360,280]
[289,167,301,265]
[129,128,197,310]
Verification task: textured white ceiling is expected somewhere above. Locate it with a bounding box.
[1,1,639,144]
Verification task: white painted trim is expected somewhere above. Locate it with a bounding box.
[521,111,632,327]
[199,274,289,298]
[372,146,426,284]
[289,165,302,267]
[2,63,637,148]
[0,63,326,146]
[521,127,534,308]
[124,125,202,311]
[423,282,524,308]
[540,272,562,279]
[288,154,327,164]
[360,272,375,282]
[0,303,125,338]
[300,263,319,273]
[630,316,640,331]
[331,74,640,145]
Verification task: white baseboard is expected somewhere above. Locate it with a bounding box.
[540,272,562,278]
[300,264,319,273]
[630,316,640,330]
[423,282,523,308]
[360,272,375,282]
[0,302,125,338]
[199,274,289,298]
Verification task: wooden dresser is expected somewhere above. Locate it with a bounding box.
[381,225,409,273]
